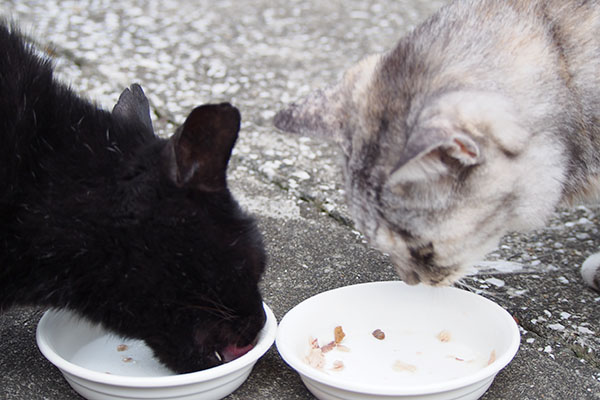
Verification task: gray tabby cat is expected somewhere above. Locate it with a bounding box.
[274,0,600,291]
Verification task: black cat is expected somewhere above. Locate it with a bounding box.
[0,23,266,374]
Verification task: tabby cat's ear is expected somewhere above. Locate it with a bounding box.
[392,91,530,182]
[391,127,482,182]
[273,85,343,140]
[400,127,481,168]
[274,54,382,143]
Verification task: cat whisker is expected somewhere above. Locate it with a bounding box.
[179,303,237,320]
[455,278,520,308]
[454,279,500,298]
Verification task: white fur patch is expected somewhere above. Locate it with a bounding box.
[581,253,600,291]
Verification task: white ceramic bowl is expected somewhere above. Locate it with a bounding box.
[36,303,277,400]
[276,281,520,400]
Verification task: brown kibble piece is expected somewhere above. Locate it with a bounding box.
[117,344,128,352]
[121,356,133,363]
[334,326,345,344]
[372,329,385,340]
[436,330,451,342]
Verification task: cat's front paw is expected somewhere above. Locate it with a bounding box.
[581,253,600,292]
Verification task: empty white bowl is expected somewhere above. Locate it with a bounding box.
[36,303,277,400]
[276,281,520,400]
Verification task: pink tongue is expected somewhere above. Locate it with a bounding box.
[221,343,254,362]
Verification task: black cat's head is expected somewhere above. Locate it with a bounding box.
[95,85,266,373]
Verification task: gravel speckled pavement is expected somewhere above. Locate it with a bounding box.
[1,1,599,399]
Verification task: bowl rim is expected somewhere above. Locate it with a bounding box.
[36,302,277,388]
[276,281,521,396]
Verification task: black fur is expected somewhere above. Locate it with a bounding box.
[0,23,266,373]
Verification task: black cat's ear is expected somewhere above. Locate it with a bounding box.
[112,83,154,137]
[164,103,240,191]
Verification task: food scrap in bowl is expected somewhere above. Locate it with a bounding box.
[436,330,452,343]
[392,360,417,373]
[306,338,326,369]
[304,323,496,380]
[488,350,497,365]
[331,360,345,371]
[334,326,345,343]
[372,329,385,340]
[305,326,348,370]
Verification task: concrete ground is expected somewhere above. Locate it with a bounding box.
[0,0,599,399]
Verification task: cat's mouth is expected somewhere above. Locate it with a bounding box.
[398,269,423,285]
[204,309,265,366]
[393,258,461,287]
[215,341,256,363]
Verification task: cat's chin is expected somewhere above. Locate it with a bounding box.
[399,270,421,286]
[395,265,462,287]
